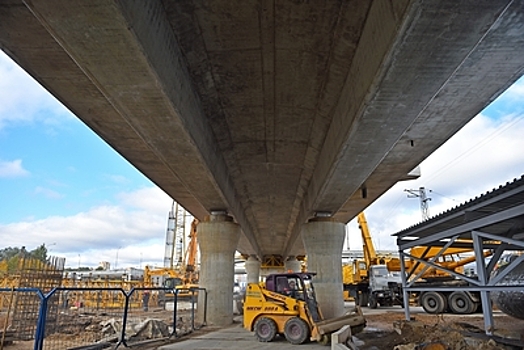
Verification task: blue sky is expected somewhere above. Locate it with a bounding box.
[1,49,524,268]
[0,51,173,268]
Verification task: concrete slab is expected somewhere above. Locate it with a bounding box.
[158,323,331,350]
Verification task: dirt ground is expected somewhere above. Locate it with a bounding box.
[355,311,524,350]
[0,307,192,350]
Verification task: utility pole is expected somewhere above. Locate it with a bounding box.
[405,187,431,221]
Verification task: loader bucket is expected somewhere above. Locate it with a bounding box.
[315,307,366,337]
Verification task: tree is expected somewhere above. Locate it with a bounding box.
[0,244,48,272]
[30,244,48,262]
[0,246,23,261]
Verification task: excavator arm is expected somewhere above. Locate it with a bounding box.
[182,218,199,283]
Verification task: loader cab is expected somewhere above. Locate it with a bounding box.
[164,277,183,289]
[262,272,322,325]
[265,272,316,302]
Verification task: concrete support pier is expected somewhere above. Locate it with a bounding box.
[197,214,240,326]
[285,256,302,272]
[302,218,345,319]
[245,255,261,284]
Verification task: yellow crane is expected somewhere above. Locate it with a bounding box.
[144,219,199,304]
[344,213,396,286]
[342,212,402,307]
[386,245,492,280]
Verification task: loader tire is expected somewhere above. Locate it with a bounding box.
[421,291,447,314]
[254,317,277,342]
[284,317,309,345]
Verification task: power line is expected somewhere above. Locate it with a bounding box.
[383,191,409,220]
[429,189,460,203]
[424,114,524,185]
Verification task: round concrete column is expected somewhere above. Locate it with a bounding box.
[285,256,302,272]
[260,268,283,279]
[197,214,240,326]
[245,255,261,284]
[302,218,345,319]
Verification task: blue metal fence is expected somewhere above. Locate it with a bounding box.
[0,287,207,350]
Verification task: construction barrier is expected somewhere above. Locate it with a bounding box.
[0,287,207,350]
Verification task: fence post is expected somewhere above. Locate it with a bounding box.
[116,288,130,349]
[33,288,48,350]
[171,288,179,338]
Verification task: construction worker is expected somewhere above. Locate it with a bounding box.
[287,280,299,298]
[142,290,150,311]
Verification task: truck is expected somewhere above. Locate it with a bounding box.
[344,213,495,314]
[243,272,366,345]
[386,246,493,314]
[342,212,403,308]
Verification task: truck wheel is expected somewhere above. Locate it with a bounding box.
[448,292,476,314]
[254,317,277,342]
[368,294,378,309]
[359,293,369,307]
[284,317,310,344]
[421,292,447,314]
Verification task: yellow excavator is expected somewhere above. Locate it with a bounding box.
[243,272,366,345]
[144,218,200,303]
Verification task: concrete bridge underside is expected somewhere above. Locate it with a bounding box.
[1,0,524,260]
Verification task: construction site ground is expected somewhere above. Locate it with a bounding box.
[2,302,524,350]
[356,304,524,349]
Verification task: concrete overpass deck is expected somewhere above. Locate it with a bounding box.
[2,1,524,258]
[2,0,524,327]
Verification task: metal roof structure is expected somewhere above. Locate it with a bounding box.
[391,175,524,337]
[394,175,524,250]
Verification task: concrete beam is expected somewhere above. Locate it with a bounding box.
[0,0,262,256]
[286,0,524,256]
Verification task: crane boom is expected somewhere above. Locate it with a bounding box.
[357,212,377,267]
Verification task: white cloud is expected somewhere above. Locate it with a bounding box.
[0,186,176,268]
[0,51,72,130]
[116,186,173,213]
[34,186,63,199]
[0,159,30,177]
[105,173,130,185]
[345,111,524,253]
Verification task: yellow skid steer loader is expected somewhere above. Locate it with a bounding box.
[243,272,366,345]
